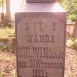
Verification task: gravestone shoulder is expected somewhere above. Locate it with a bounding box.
[16,3,66,12]
[26,0,56,3]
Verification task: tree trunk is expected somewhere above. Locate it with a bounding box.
[1,0,4,25]
[6,0,11,24]
[73,20,77,38]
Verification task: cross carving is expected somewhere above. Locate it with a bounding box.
[37,20,43,31]
[25,22,29,31]
[52,22,56,31]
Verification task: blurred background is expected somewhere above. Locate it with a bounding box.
[0,0,77,77]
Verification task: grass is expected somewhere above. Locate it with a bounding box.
[66,37,77,51]
[0,27,15,38]
[0,27,15,52]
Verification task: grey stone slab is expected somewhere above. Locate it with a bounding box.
[16,3,66,12]
[26,0,56,3]
[15,12,66,77]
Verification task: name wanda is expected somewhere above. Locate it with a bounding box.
[26,34,55,43]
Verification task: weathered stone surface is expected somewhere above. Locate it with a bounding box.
[15,12,66,77]
[26,0,56,3]
[15,1,66,77]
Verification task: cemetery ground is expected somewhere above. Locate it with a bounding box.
[0,27,77,77]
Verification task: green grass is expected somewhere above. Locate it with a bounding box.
[66,37,77,51]
[0,27,15,38]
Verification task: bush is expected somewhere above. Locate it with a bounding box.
[66,38,77,51]
[71,39,77,50]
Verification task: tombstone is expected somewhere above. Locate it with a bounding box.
[26,0,56,3]
[15,0,66,77]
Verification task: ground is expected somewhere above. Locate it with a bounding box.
[65,47,77,77]
[0,47,77,77]
[0,51,16,77]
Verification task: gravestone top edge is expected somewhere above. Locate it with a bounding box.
[26,0,56,3]
[15,3,66,12]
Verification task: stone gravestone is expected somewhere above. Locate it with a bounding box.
[26,0,56,3]
[15,0,66,77]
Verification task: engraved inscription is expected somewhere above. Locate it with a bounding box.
[16,15,65,77]
[52,22,56,31]
[18,46,63,59]
[18,61,63,69]
[37,19,43,31]
[26,35,55,43]
[32,69,48,77]
[25,22,29,31]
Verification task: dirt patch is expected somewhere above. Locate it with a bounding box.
[0,51,16,77]
[0,47,77,77]
[65,47,77,77]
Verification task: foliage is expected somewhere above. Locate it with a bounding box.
[58,0,77,21]
[57,0,77,21]
[0,27,15,38]
[57,0,65,4]
[0,37,16,52]
[0,0,2,6]
[66,37,77,51]
[0,0,6,7]
[0,38,8,51]
[0,27,15,52]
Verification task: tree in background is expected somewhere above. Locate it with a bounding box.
[5,0,25,26]
[0,0,6,25]
[64,0,77,38]
[0,0,11,25]
[57,0,77,21]
[6,0,11,24]
[64,0,77,21]
[58,0,77,38]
